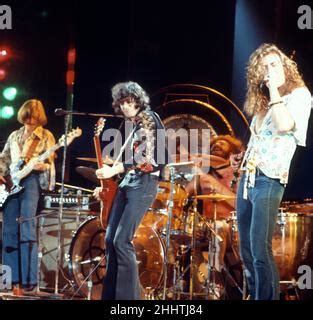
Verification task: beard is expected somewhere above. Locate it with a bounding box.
[210,147,229,159]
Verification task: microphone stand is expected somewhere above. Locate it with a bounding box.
[54,113,71,298]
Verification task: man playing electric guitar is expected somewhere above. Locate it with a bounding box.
[93,82,167,300]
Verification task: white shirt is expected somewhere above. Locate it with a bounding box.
[241,87,311,198]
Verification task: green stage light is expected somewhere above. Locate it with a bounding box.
[0,106,15,119]
[3,87,17,101]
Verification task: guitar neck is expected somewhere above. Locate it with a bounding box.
[38,143,59,162]
[93,136,105,188]
[15,143,60,180]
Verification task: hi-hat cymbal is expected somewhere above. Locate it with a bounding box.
[76,166,98,183]
[192,193,235,201]
[76,157,98,163]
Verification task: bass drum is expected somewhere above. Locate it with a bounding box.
[68,216,106,300]
[133,225,165,296]
[68,217,165,299]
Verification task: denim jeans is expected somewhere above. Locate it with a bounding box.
[2,173,41,287]
[102,172,159,300]
[236,171,285,300]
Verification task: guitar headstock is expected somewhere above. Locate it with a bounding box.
[58,127,82,147]
[94,117,106,137]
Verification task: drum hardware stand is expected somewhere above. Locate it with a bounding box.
[205,199,222,300]
[75,189,83,229]
[162,161,194,300]
[279,280,300,300]
[143,287,155,300]
[161,165,176,300]
[220,265,243,296]
[197,207,224,299]
[87,266,93,300]
[70,255,106,300]
[172,245,192,299]
[188,190,199,300]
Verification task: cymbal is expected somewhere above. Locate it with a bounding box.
[76,166,99,184]
[192,193,235,201]
[169,154,228,168]
[76,157,98,163]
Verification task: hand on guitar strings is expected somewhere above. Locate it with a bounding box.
[96,163,124,179]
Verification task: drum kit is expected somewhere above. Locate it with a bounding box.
[62,155,244,300]
[40,155,313,300]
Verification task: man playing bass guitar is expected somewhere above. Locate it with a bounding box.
[0,99,56,293]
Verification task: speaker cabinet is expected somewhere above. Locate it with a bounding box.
[38,210,92,291]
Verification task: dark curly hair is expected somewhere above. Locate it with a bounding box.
[210,135,244,154]
[111,81,151,115]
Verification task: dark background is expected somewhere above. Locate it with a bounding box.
[0,0,312,199]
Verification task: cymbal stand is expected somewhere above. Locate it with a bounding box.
[205,200,221,300]
[162,166,176,300]
[188,192,198,300]
[173,245,191,299]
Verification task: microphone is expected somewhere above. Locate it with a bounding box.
[54,108,124,118]
[55,108,69,116]
[260,80,270,98]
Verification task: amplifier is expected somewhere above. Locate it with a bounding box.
[43,194,91,210]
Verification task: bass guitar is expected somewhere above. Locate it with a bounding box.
[0,127,82,207]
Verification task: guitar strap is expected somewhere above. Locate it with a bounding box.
[23,136,40,163]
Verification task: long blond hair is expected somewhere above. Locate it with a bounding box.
[244,43,305,116]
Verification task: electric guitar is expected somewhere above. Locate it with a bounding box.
[0,127,82,207]
[94,118,117,229]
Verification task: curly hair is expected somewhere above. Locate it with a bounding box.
[111,81,151,114]
[244,43,305,116]
[210,134,244,154]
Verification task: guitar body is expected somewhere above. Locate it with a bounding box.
[99,178,118,229]
[0,166,25,207]
[93,118,118,229]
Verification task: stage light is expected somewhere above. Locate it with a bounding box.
[0,68,6,80]
[0,49,8,57]
[3,86,17,101]
[0,105,14,119]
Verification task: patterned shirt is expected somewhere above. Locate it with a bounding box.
[0,126,56,190]
[241,87,311,198]
[123,110,167,174]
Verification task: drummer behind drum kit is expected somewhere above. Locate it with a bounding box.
[37,156,313,300]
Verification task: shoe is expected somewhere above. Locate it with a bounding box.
[22,285,37,295]
[12,285,24,296]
